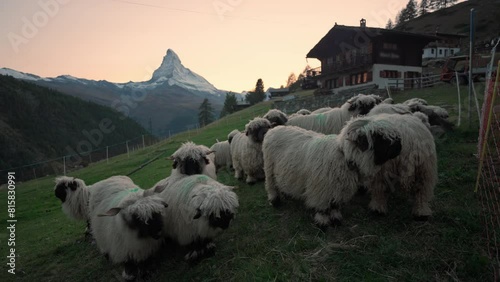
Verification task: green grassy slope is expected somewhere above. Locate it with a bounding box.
[0,84,491,281]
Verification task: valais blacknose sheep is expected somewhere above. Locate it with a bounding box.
[54,176,93,237]
[210,130,241,172]
[262,125,401,229]
[88,176,168,280]
[153,174,239,262]
[263,109,288,127]
[286,94,380,134]
[231,117,272,184]
[340,114,437,219]
[170,141,216,180]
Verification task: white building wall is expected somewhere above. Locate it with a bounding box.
[372,64,423,90]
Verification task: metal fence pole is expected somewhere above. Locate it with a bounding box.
[142,135,145,149]
[106,146,109,164]
[63,156,66,175]
[126,141,130,158]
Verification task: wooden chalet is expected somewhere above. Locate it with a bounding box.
[307,19,437,91]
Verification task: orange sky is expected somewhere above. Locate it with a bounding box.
[1,0,414,92]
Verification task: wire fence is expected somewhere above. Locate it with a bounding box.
[0,105,270,186]
[0,134,159,185]
[476,60,500,280]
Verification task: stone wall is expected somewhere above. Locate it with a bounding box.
[273,87,387,114]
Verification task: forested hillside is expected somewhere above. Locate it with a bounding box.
[0,75,147,170]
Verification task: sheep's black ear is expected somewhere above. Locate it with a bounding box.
[193,208,202,219]
[204,157,210,164]
[228,136,234,144]
[172,159,178,169]
[98,207,122,217]
[372,132,402,165]
[245,130,250,136]
[354,133,369,152]
[68,180,78,191]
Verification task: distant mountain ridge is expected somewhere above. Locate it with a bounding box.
[0,75,147,170]
[0,49,228,136]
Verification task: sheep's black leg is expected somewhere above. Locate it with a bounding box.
[185,239,216,263]
[122,260,138,281]
[313,210,331,232]
[84,220,93,242]
[329,202,343,227]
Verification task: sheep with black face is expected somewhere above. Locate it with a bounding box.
[54,176,93,237]
[286,94,380,134]
[88,176,168,281]
[230,117,272,184]
[340,114,437,219]
[263,109,288,127]
[263,124,401,229]
[155,174,239,262]
[170,141,216,180]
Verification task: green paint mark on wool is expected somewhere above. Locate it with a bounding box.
[315,113,326,125]
[178,175,210,202]
[108,187,141,209]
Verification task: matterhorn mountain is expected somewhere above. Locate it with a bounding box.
[0,49,228,136]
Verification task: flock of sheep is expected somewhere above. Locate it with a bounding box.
[54,94,451,280]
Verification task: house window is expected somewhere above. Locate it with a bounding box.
[439,49,443,55]
[451,49,455,55]
[383,43,398,50]
[363,72,368,83]
[431,49,435,54]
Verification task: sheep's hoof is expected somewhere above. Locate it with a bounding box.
[330,218,342,227]
[315,222,329,232]
[413,215,430,221]
[269,197,281,207]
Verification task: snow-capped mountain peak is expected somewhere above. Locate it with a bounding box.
[150,49,220,95]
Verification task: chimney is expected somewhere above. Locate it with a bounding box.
[360,18,366,28]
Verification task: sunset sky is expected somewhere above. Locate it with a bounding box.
[1,0,414,92]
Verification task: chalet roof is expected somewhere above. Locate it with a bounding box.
[307,24,437,59]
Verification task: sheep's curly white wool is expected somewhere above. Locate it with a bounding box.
[88,176,167,280]
[262,124,401,228]
[403,98,428,106]
[263,109,288,127]
[231,117,272,184]
[339,114,437,218]
[311,107,332,114]
[286,94,380,134]
[227,129,240,144]
[210,140,232,171]
[382,98,394,104]
[289,109,312,119]
[156,174,239,261]
[368,103,412,116]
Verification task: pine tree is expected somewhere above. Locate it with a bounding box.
[198,98,215,127]
[404,0,418,21]
[386,19,394,29]
[395,9,406,27]
[286,73,297,87]
[220,92,238,118]
[245,78,266,105]
[419,0,429,16]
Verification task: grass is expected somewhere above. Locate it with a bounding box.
[0,83,492,281]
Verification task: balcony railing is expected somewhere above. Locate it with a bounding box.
[323,54,373,74]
